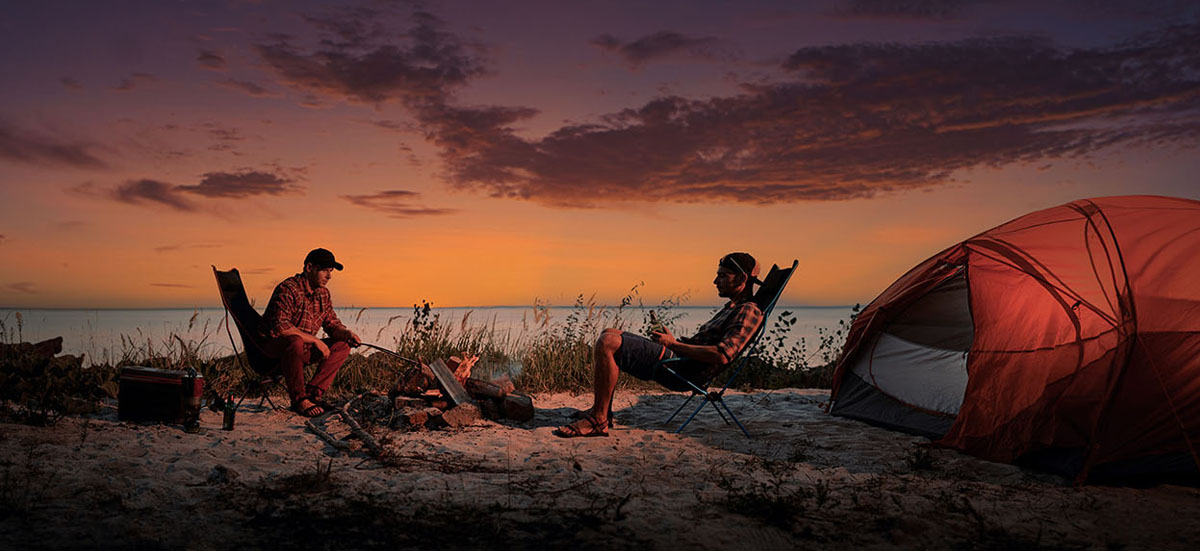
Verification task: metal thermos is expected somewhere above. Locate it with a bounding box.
[181,368,203,433]
[222,395,236,431]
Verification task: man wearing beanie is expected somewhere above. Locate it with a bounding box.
[260,248,361,417]
[555,252,764,437]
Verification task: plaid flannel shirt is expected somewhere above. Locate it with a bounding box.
[680,298,764,365]
[261,273,346,339]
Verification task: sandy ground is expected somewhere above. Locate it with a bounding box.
[2,389,1199,550]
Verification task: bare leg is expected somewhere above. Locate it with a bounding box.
[553,329,623,437]
[589,329,623,424]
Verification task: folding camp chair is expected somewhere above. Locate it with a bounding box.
[212,266,284,409]
[660,260,798,437]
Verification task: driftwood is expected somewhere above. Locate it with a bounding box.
[304,412,352,451]
[0,337,64,361]
[303,393,383,456]
[429,358,474,407]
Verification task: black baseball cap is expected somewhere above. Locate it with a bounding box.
[304,248,344,271]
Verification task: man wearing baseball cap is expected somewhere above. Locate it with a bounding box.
[260,248,361,417]
[555,252,764,437]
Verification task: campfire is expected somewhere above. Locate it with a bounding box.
[305,355,534,454]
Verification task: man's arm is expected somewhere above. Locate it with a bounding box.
[652,329,727,365]
[651,303,763,366]
[320,294,360,346]
[264,285,331,357]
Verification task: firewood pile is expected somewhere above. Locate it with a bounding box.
[305,355,535,455]
[385,355,535,430]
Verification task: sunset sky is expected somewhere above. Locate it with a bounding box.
[1,0,1198,309]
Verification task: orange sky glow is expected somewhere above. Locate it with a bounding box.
[1,1,1197,309]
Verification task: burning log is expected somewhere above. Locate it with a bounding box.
[464,377,507,400]
[391,361,435,396]
[446,355,479,386]
[380,357,536,431]
[429,358,474,407]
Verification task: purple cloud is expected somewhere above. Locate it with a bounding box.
[73,168,303,212]
[114,72,157,91]
[835,0,989,19]
[591,31,723,67]
[175,171,300,198]
[0,122,107,169]
[254,8,486,105]
[427,23,1200,206]
[113,179,196,211]
[197,49,226,70]
[218,79,279,97]
[341,190,458,217]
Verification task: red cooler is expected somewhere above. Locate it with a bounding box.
[118,366,203,424]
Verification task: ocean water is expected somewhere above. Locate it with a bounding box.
[0,305,856,363]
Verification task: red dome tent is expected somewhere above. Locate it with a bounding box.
[829,196,1200,482]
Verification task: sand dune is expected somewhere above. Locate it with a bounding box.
[2,389,1198,549]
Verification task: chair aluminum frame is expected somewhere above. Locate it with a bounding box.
[212,266,285,409]
[660,260,798,437]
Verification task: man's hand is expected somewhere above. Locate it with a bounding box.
[313,339,331,359]
[651,326,677,348]
[333,328,361,347]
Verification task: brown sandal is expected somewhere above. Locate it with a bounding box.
[553,414,609,438]
[569,408,614,428]
[291,398,325,417]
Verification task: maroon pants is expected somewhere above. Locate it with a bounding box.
[262,335,350,403]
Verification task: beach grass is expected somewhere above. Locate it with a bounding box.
[1,297,853,423]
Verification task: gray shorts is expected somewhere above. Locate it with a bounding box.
[615,332,707,391]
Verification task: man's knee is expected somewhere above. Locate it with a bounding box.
[282,335,307,357]
[596,330,622,353]
[328,340,350,360]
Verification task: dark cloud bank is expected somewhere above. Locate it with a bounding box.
[590,31,723,68]
[256,7,1200,207]
[341,190,458,217]
[77,170,299,212]
[0,122,106,169]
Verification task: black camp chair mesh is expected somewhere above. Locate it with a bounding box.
[212,266,284,410]
[658,260,798,437]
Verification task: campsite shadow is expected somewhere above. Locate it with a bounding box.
[612,390,1058,485]
[520,405,590,430]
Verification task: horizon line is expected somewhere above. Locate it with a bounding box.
[0,303,859,311]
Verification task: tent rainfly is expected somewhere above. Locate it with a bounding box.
[829,195,1200,482]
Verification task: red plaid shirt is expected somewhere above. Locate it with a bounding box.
[680,298,764,365]
[261,273,346,338]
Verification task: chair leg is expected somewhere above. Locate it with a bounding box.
[665,392,698,424]
[707,394,730,425]
[669,392,752,438]
[674,398,708,434]
[716,398,751,437]
[262,392,280,410]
